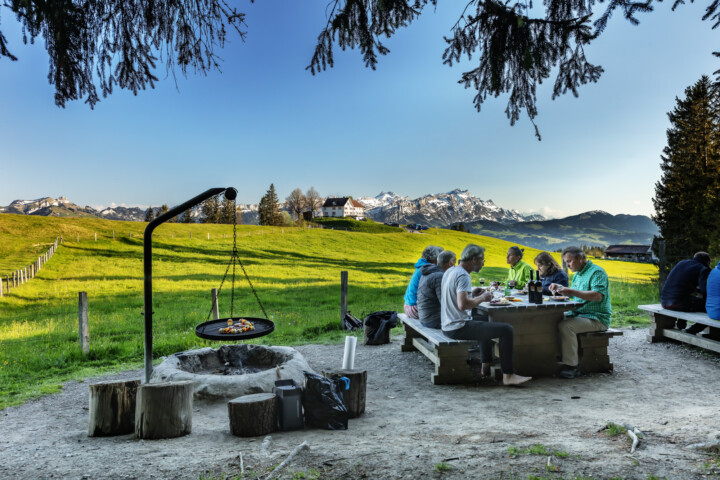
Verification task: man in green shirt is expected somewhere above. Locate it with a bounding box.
[550,246,612,379]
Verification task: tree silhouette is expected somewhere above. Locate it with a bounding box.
[653,76,720,268]
[144,207,154,222]
[5,0,720,137]
[285,188,306,222]
[304,187,323,218]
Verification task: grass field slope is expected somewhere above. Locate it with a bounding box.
[0,214,658,408]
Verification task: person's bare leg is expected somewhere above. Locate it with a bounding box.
[503,373,531,385]
[481,363,491,378]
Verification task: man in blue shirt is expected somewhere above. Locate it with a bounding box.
[660,252,711,333]
[706,261,720,321]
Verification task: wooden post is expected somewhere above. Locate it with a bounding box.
[0,274,3,297]
[130,233,132,238]
[78,292,90,354]
[95,232,97,242]
[113,231,115,239]
[171,233,174,239]
[77,234,80,242]
[88,380,140,436]
[207,233,210,240]
[340,271,348,327]
[211,288,220,320]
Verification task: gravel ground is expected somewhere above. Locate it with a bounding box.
[1,327,719,480]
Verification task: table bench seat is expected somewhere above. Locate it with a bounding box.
[578,328,623,373]
[398,314,475,385]
[638,304,720,354]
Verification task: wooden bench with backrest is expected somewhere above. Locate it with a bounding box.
[638,304,720,354]
[398,313,475,384]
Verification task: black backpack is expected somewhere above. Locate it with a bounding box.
[363,311,398,345]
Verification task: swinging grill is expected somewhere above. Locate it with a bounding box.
[142,187,273,383]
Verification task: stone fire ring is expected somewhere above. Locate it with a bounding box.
[150,344,313,399]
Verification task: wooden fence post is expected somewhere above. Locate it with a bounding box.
[0,274,3,297]
[211,289,220,320]
[77,234,80,242]
[95,233,97,242]
[113,231,115,239]
[340,271,348,327]
[207,233,210,240]
[78,292,90,355]
[130,233,132,238]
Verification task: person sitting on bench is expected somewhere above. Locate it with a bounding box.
[550,246,612,379]
[440,244,531,386]
[706,260,720,321]
[403,245,444,319]
[661,252,711,334]
[417,250,456,329]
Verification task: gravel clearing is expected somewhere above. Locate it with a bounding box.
[1,327,719,479]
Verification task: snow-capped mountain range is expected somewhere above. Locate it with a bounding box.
[0,190,540,225]
[356,189,542,225]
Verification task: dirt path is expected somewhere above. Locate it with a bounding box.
[1,328,719,479]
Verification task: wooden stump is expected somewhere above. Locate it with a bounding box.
[88,379,140,437]
[135,381,193,439]
[228,393,277,437]
[323,369,367,418]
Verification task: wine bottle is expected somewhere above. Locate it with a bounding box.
[527,270,536,303]
[534,270,543,304]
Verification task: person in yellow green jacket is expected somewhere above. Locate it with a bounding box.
[506,246,533,287]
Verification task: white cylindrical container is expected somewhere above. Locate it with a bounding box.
[342,336,357,369]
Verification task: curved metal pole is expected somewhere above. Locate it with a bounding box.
[143,187,237,383]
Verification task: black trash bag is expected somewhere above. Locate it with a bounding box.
[302,371,350,430]
[363,310,398,345]
[342,312,363,331]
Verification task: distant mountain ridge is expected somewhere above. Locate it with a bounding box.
[0,193,658,249]
[460,210,659,251]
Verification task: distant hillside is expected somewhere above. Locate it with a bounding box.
[461,211,659,250]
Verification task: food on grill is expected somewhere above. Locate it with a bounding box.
[219,318,255,334]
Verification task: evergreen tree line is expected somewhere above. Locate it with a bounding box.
[258,184,323,226]
[143,197,240,224]
[653,75,720,270]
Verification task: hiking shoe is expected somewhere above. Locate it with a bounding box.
[559,365,581,379]
[685,323,706,335]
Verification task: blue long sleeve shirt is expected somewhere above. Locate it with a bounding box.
[404,258,431,306]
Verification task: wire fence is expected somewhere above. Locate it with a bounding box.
[2,237,60,297]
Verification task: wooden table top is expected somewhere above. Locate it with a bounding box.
[475,295,582,312]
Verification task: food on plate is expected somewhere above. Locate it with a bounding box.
[516,290,528,295]
[219,318,255,334]
[489,298,511,305]
[550,296,568,301]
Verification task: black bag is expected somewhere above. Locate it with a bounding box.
[302,371,349,430]
[342,312,363,331]
[363,310,398,345]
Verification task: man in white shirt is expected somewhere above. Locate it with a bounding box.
[441,244,531,386]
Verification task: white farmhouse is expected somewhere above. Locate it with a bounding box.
[321,197,366,220]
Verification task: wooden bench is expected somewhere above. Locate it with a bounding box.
[577,328,623,373]
[398,314,475,384]
[639,304,720,354]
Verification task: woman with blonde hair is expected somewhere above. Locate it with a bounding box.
[533,251,569,295]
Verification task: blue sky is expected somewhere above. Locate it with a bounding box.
[0,1,717,218]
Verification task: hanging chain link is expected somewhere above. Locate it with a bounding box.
[205,195,269,322]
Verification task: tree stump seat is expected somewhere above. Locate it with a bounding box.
[228,392,277,437]
[88,379,140,437]
[135,381,193,440]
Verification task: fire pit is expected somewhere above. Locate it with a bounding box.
[150,344,312,399]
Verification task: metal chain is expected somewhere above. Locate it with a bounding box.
[205,195,269,321]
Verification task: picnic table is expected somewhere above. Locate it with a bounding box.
[474,295,619,377]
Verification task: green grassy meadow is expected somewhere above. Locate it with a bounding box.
[0,214,659,408]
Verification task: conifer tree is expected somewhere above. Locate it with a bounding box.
[201,196,220,223]
[653,76,720,267]
[258,184,283,226]
[144,207,154,222]
[219,197,239,224]
[180,209,195,223]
